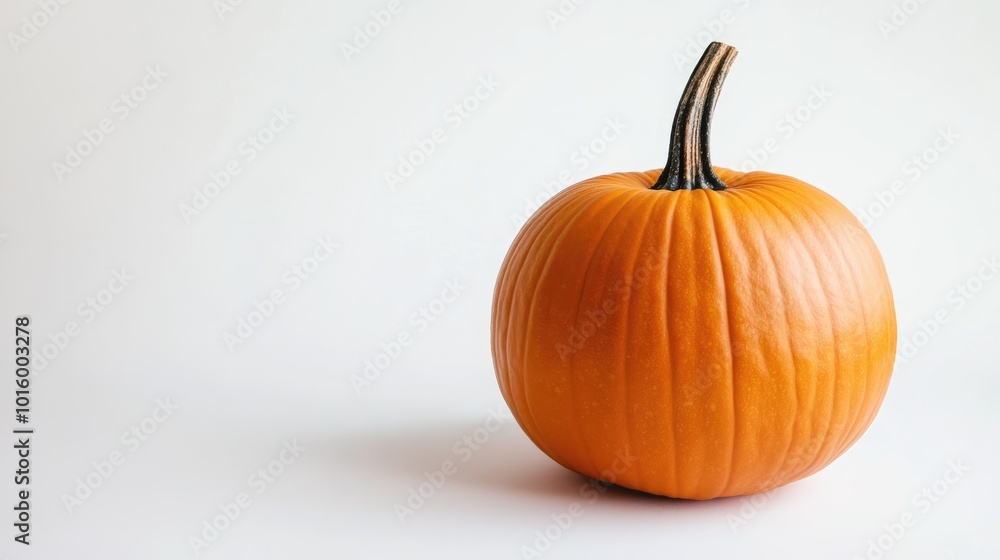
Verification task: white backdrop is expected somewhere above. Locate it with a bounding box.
[1,1,998,558]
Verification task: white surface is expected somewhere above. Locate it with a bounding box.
[1,1,998,558]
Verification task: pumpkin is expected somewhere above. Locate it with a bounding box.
[491,42,896,499]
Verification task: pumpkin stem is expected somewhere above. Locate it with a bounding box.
[651,42,738,191]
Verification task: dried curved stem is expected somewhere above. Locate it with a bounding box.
[651,42,738,191]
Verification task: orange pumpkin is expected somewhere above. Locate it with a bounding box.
[491,42,896,499]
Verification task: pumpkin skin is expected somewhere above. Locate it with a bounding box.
[490,44,896,500]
